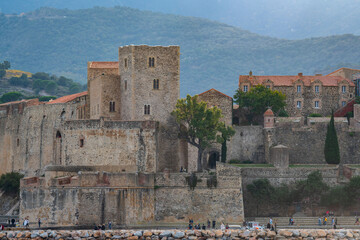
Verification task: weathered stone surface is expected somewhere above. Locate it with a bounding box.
[134,231,143,237]
[173,232,185,239]
[279,230,293,237]
[144,231,153,237]
[316,229,327,238]
[214,230,223,238]
[159,231,173,238]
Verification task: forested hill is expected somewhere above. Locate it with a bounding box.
[1,7,360,96]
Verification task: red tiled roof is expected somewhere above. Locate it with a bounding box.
[89,61,118,69]
[0,98,41,107]
[47,91,88,104]
[198,88,232,99]
[263,108,274,116]
[239,75,355,87]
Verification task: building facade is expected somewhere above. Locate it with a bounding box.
[239,72,355,117]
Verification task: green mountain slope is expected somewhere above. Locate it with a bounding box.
[1,7,360,96]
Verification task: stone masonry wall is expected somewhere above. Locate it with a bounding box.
[0,102,80,176]
[228,126,265,163]
[154,163,244,224]
[61,120,158,172]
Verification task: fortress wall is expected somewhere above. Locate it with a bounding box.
[20,173,155,227]
[20,164,243,227]
[0,103,79,176]
[61,120,158,172]
[154,163,244,224]
[270,120,360,164]
[228,126,265,163]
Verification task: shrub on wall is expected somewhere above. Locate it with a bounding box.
[309,113,322,117]
[324,113,340,164]
[0,172,24,194]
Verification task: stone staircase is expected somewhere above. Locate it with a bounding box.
[254,217,359,227]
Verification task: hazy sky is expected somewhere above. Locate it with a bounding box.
[1,0,360,39]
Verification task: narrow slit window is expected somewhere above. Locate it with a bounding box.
[149,57,155,67]
[153,79,159,89]
[144,105,150,114]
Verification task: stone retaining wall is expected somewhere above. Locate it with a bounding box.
[0,228,359,239]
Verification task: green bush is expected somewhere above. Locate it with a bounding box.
[309,113,322,117]
[0,172,24,194]
[278,108,289,117]
[229,159,242,164]
[0,91,23,103]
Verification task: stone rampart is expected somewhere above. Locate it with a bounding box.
[0,229,359,239]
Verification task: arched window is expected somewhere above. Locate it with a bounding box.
[55,131,62,165]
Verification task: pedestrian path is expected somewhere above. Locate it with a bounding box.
[254,216,360,228]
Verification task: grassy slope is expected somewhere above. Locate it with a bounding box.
[0,7,360,97]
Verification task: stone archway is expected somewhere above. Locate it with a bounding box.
[208,151,219,169]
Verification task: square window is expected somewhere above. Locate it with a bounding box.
[266,85,270,89]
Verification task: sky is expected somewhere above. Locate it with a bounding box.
[1,0,360,39]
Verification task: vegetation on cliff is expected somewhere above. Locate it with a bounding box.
[324,113,340,164]
[1,7,360,96]
[246,171,360,216]
[0,60,86,102]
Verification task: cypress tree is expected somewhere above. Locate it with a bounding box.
[324,113,340,164]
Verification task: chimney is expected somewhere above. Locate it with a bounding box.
[315,74,322,76]
[249,71,253,76]
[298,73,303,77]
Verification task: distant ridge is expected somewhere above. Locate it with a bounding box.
[0,6,360,96]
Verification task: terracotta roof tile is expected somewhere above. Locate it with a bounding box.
[48,91,88,104]
[89,61,118,69]
[0,98,41,107]
[198,88,232,99]
[239,75,355,87]
[264,108,274,116]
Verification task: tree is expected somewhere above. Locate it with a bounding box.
[0,172,24,194]
[217,122,235,162]
[10,74,30,87]
[234,85,286,123]
[247,179,274,215]
[324,113,340,164]
[0,92,23,103]
[0,69,5,79]
[172,94,234,171]
[0,61,10,70]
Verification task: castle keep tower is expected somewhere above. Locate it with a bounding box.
[118,45,180,124]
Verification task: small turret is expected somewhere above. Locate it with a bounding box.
[264,108,275,128]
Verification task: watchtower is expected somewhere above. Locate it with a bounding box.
[118,45,180,124]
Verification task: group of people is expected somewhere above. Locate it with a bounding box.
[188,219,221,230]
[318,216,337,228]
[94,221,112,230]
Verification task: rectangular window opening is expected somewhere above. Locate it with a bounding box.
[243,85,248,92]
[296,101,301,109]
[315,85,319,93]
[297,85,301,93]
[315,101,319,108]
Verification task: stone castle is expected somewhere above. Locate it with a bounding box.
[1,45,360,226]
